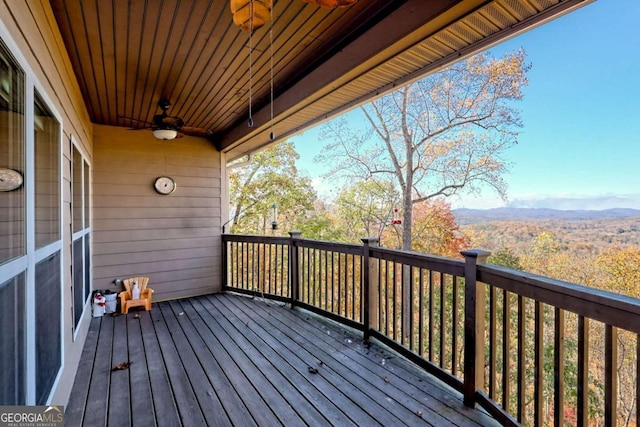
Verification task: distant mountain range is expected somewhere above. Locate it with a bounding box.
[452,207,640,225]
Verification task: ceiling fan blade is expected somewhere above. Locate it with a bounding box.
[180,126,213,137]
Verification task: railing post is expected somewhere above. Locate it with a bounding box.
[289,231,302,307]
[461,248,491,407]
[361,237,379,340]
[221,234,228,289]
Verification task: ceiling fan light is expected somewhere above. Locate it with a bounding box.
[231,0,272,31]
[153,129,178,140]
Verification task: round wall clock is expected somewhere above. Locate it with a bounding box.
[0,168,23,191]
[153,176,176,195]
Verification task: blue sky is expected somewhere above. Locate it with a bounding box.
[292,0,640,210]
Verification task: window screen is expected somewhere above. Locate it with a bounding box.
[0,273,25,404]
[35,251,61,404]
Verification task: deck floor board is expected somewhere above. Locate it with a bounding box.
[66,293,500,426]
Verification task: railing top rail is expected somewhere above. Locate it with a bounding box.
[479,263,640,333]
[370,246,466,277]
[294,238,363,255]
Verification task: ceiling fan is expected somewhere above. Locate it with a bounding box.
[125,99,212,140]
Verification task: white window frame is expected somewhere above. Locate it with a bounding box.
[0,20,65,406]
[71,136,92,340]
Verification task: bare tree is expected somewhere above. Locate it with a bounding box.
[317,49,530,250]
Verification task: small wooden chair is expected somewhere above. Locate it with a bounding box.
[120,277,154,314]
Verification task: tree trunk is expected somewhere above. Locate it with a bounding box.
[402,192,412,251]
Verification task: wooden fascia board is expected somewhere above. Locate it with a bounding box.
[218,0,592,157]
[218,0,469,152]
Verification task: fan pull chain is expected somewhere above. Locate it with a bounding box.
[248,1,254,127]
[269,3,275,140]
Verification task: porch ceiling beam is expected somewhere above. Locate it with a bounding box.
[217,0,466,153]
[218,0,592,160]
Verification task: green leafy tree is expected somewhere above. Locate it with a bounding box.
[292,200,345,241]
[334,178,401,242]
[317,49,530,250]
[488,248,522,270]
[229,141,316,234]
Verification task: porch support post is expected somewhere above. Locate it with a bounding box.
[462,249,491,407]
[361,237,379,340]
[289,231,302,307]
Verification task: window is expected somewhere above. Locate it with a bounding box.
[0,41,25,265]
[0,31,63,407]
[72,144,91,330]
[34,91,60,248]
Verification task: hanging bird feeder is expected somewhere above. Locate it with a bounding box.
[302,0,358,9]
[230,0,272,32]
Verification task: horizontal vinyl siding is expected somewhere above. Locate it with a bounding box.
[92,124,222,300]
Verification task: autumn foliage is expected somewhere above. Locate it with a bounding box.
[381,198,469,256]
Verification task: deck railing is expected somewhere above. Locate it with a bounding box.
[222,232,640,427]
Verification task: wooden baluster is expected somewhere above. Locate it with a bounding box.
[577,316,589,427]
[279,245,284,297]
[429,270,434,361]
[269,243,273,294]
[419,268,424,357]
[334,250,337,312]
[503,289,511,412]
[637,334,640,427]
[517,295,526,423]
[256,242,261,292]
[378,260,383,335]
[306,248,310,304]
[351,254,356,321]
[393,261,398,342]
[534,301,543,426]
[409,266,415,351]
[322,250,327,310]
[235,242,239,288]
[605,324,618,427]
[452,276,460,377]
[554,308,565,427]
[404,264,410,347]
[440,272,446,368]
[489,285,497,398]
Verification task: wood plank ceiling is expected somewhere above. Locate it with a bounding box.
[49,0,592,161]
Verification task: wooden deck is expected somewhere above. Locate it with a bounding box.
[65,293,500,426]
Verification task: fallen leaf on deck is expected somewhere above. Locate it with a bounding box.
[112,362,132,371]
[384,376,389,383]
[308,366,319,374]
